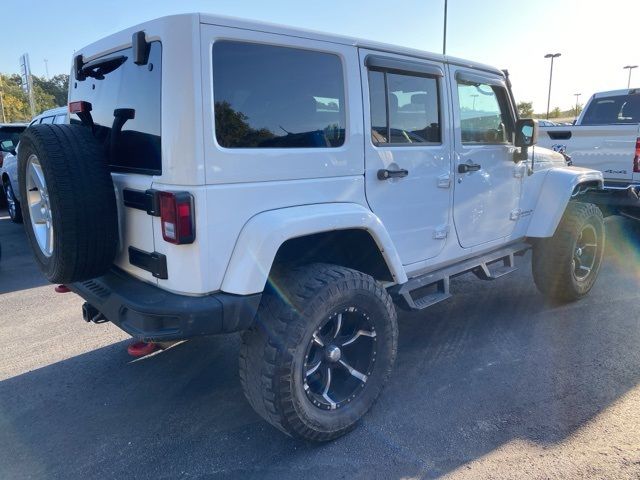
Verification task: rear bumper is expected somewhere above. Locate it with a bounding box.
[69,269,261,342]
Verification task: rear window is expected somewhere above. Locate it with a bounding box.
[581,94,640,125]
[212,41,346,149]
[0,126,26,151]
[70,41,162,174]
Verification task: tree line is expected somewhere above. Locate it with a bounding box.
[517,101,583,119]
[1,78,584,125]
[0,73,69,123]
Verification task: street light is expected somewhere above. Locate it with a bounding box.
[443,0,448,55]
[470,93,479,110]
[623,65,638,88]
[545,53,561,119]
[574,93,581,119]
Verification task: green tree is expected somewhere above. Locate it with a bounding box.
[0,72,69,122]
[0,73,30,122]
[33,82,56,113]
[517,101,534,117]
[33,74,68,107]
[550,107,562,118]
[573,103,583,118]
[214,101,274,147]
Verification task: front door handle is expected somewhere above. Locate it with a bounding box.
[458,163,482,173]
[378,168,409,180]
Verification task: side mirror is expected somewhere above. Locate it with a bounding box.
[514,118,538,148]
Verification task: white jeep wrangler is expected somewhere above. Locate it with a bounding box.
[18,14,605,441]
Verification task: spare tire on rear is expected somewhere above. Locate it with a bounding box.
[18,124,119,284]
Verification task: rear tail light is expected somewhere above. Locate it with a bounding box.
[159,191,195,245]
[634,137,640,173]
[68,100,92,113]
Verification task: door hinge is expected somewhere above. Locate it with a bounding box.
[510,208,522,221]
[434,225,450,239]
[437,173,452,188]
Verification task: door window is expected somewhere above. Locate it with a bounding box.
[457,81,513,144]
[368,70,441,145]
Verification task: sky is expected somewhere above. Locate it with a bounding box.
[1,0,639,113]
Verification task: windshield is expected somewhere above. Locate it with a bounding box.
[0,126,26,151]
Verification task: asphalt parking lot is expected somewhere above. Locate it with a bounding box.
[1,209,640,479]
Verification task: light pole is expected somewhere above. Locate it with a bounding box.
[574,93,581,119]
[443,0,448,55]
[470,94,478,110]
[623,65,638,88]
[545,53,561,119]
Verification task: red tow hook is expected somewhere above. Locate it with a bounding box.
[55,284,71,293]
[127,341,160,358]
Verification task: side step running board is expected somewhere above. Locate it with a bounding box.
[391,242,530,311]
[472,253,517,280]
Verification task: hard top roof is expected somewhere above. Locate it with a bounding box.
[78,13,505,78]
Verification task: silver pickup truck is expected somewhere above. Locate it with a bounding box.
[538,88,640,219]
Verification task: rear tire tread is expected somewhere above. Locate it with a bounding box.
[239,263,397,441]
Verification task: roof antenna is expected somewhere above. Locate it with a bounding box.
[442,0,448,56]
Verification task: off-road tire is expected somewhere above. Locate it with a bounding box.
[239,263,398,441]
[2,177,23,224]
[18,124,118,283]
[532,201,604,303]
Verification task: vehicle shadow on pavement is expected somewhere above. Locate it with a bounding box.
[0,212,49,294]
[0,218,639,479]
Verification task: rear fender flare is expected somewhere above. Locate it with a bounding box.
[221,203,407,295]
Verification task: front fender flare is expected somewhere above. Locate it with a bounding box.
[221,203,407,295]
[526,167,603,238]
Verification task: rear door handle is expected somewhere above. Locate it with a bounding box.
[458,163,482,173]
[377,168,409,180]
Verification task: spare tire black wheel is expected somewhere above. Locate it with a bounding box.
[18,124,119,284]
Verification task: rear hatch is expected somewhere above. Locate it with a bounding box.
[68,41,162,283]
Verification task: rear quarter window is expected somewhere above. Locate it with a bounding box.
[212,41,346,149]
[70,41,162,174]
[582,94,640,125]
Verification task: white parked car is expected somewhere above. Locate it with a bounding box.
[538,88,640,220]
[1,107,68,223]
[17,14,604,441]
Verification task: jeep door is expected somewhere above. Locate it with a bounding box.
[449,66,522,248]
[360,50,452,265]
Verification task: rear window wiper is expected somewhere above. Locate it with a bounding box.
[75,55,127,81]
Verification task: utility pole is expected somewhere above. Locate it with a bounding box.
[44,58,49,79]
[0,75,6,123]
[573,93,581,120]
[623,65,638,88]
[19,54,36,117]
[545,53,561,119]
